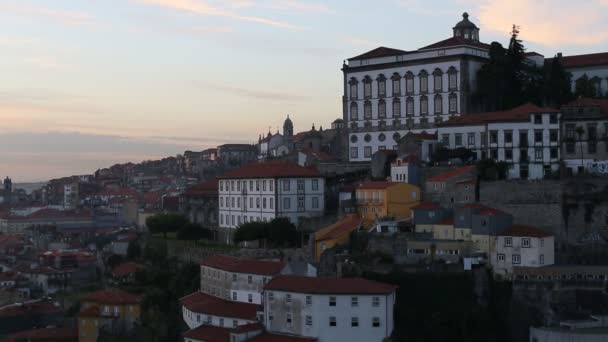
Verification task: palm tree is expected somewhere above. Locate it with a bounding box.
[575,126,585,173]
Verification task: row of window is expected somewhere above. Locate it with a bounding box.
[220,197,320,213]
[349,68,458,100]
[270,313,382,328]
[488,147,559,161]
[504,237,544,248]
[350,94,458,120]
[268,293,381,307]
[202,267,268,284]
[220,179,320,192]
[191,311,241,328]
[441,129,559,148]
[496,253,545,265]
[564,122,607,140]
[350,146,397,159]
[565,140,608,154]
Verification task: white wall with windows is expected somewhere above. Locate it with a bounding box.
[182,304,256,330]
[218,177,325,229]
[491,235,555,276]
[263,290,395,342]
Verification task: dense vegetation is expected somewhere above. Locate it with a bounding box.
[233,217,299,247]
[146,213,213,240]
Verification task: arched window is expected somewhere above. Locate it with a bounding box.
[449,93,458,113]
[419,70,428,94]
[448,67,458,91]
[420,96,428,116]
[377,74,386,97]
[392,99,401,118]
[433,68,443,92]
[434,94,443,114]
[405,72,415,95]
[348,77,358,99]
[391,72,401,97]
[350,102,358,121]
[363,76,372,98]
[364,101,372,119]
[378,99,386,118]
[406,97,414,116]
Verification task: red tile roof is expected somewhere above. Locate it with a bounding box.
[411,202,441,210]
[0,300,61,317]
[264,275,397,295]
[201,255,286,276]
[230,322,264,333]
[498,225,552,238]
[219,161,320,179]
[248,334,317,342]
[356,181,399,190]
[456,178,476,185]
[548,52,608,68]
[439,103,559,127]
[463,203,508,216]
[348,46,407,60]
[182,325,232,342]
[179,291,259,320]
[419,36,490,50]
[427,166,476,182]
[6,327,78,342]
[184,179,219,197]
[316,216,363,242]
[82,289,142,305]
[438,218,454,225]
[0,272,17,282]
[112,262,144,278]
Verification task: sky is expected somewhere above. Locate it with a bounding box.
[2,0,608,182]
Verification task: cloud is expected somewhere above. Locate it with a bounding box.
[195,82,311,102]
[0,3,99,28]
[472,0,608,47]
[135,0,298,29]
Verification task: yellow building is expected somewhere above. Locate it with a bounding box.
[356,182,420,220]
[78,289,142,342]
[314,215,368,261]
[415,218,472,241]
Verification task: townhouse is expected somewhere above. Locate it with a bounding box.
[491,225,555,276]
[78,289,142,342]
[355,181,420,220]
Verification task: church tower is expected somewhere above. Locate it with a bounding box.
[283,115,294,151]
[3,177,12,204]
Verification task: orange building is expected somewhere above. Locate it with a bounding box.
[314,215,369,261]
[78,289,142,342]
[356,181,420,220]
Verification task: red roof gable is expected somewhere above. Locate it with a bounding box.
[316,216,362,242]
[419,36,490,50]
[248,334,317,342]
[265,275,397,295]
[6,327,78,342]
[348,46,407,60]
[219,161,320,179]
[498,225,552,238]
[179,291,259,320]
[427,166,476,182]
[112,262,144,278]
[356,181,398,190]
[438,103,558,127]
[82,289,141,305]
[549,52,608,68]
[412,202,441,210]
[201,255,286,276]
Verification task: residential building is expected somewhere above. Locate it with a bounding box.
[491,225,554,276]
[180,291,259,330]
[181,179,219,227]
[344,13,490,162]
[63,183,79,209]
[263,275,397,342]
[424,166,476,206]
[0,209,94,234]
[314,215,365,262]
[390,154,421,185]
[403,238,473,264]
[217,144,257,167]
[549,52,608,96]
[200,255,288,305]
[436,103,561,179]
[396,132,438,163]
[78,289,142,342]
[218,161,325,229]
[462,204,513,255]
[560,98,608,175]
[110,262,144,284]
[0,300,64,337]
[182,323,316,342]
[355,182,420,220]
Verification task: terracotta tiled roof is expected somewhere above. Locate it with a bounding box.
[0,272,17,282]
[82,289,141,305]
[248,334,317,342]
[548,52,608,68]
[356,181,398,190]
[6,327,78,342]
[201,255,286,276]
[456,178,476,185]
[265,275,397,295]
[112,262,144,278]
[411,202,441,210]
[427,166,476,182]
[498,225,552,238]
[438,218,454,225]
[316,216,363,242]
[182,325,231,342]
[78,306,100,317]
[184,179,219,197]
[419,36,490,50]
[179,291,259,320]
[437,103,559,127]
[0,300,61,317]
[230,322,264,333]
[219,161,320,179]
[348,46,408,60]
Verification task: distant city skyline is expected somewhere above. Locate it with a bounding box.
[2,0,608,182]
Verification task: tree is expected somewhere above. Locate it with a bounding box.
[127,241,141,260]
[107,254,124,269]
[176,222,214,241]
[146,213,188,238]
[542,56,573,107]
[575,74,597,98]
[233,218,299,247]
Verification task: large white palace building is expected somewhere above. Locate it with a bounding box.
[343,13,490,162]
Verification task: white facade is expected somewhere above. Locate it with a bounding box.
[263,290,395,342]
[437,110,561,179]
[182,304,256,330]
[219,177,325,229]
[491,235,555,276]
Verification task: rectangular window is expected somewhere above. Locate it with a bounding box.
[312,179,319,191]
[350,84,357,99]
[283,180,290,191]
[588,124,597,140]
[248,294,252,303]
[522,238,531,248]
[535,148,543,160]
[233,320,238,328]
[378,81,386,97]
[405,99,413,116]
[565,124,576,139]
[490,149,498,160]
[540,254,545,265]
[512,254,521,264]
[283,198,291,209]
[372,317,381,328]
[505,130,513,143]
[255,181,259,191]
[550,114,558,124]
[519,131,528,147]
[248,275,252,284]
[364,146,372,158]
[566,142,575,153]
[268,292,274,301]
[434,97,442,114]
[535,130,543,143]
[589,141,597,154]
[237,181,241,191]
[262,180,266,191]
[312,197,319,209]
[505,149,513,160]
[351,296,358,307]
[434,74,442,91]
[441,134,449,146]
[549,129,558,142]
[406,77,414,95]
[449,96,457,113]
[497,253,505,261]
[364,83,371,97]
[490,131,498,144]
[286,313,292,326]
[270,198,274,209]
[534,114,542,124]
[329,316,337,327]
[449,73,457,89]
[467,133,475,146]
[392,79,400,96]
[306,315,312,326]
[256,198,260,208]
[352,317,359,327]
[220,318,224,327]
[286,294,292,303]
[420,97,428,115]
[455,133,462,146]
[306,295,312,306]
[393,100,401,117]
[372,296,380,307]
[504,237,512,247]
[329,296,336,306]
[420,76,428,93]
[269,181,273,192]
[350,147,358,159]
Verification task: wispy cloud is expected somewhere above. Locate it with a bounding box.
[135,0,298,29]
[195,82,311,102]
[0,4,99,28]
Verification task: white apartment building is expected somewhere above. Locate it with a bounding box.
[436,103,561,179]
[180,291,259,330]
[343,13,490,162]
[200,255,288,305]
[263,275,397,342]
[218,161,325,229]
[491,225,555,276]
